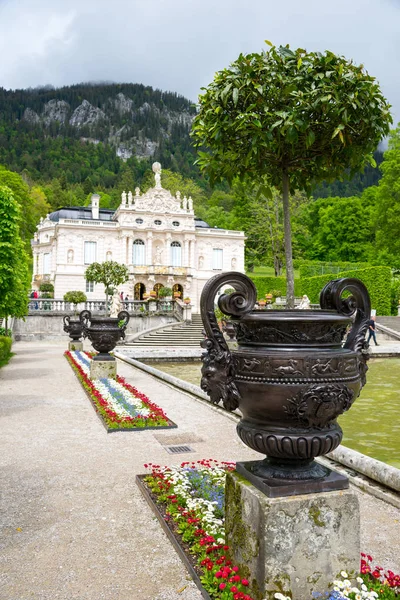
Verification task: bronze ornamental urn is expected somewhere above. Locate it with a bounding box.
[79,310,130,361]
[200,273,371,497]
[63,316,84,341]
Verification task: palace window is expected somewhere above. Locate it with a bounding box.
[86,280,95,293]
[154,220,162,225]
[212,248,223,270]
[84,241,97,265]
[135,218,143,224]
[43,252,51,274]
[172,221,180,227]
[170,241,182,267]
[132,239,146,265]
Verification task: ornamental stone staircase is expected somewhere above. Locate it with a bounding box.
[376,316,400,341]
[125,313,205,348]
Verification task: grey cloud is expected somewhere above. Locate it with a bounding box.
[0,0,399,124]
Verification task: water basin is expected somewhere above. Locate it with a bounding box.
[148,358,400,468]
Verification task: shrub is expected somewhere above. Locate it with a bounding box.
[64,291,88,315]
[0,335,12,364]
[158,286,172,298]
[0,327,11,337]
[39,282,54,293]
[301,266,392,315]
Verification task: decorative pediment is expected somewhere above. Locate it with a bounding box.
[117,163,194,216]
[133,188,185,214]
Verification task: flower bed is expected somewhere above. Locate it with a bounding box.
[65,350,176,431]
[141,461,400,600]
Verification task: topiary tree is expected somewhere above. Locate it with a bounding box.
[63,291,87,315]
[85,261,129,316]
[192,43,392,307]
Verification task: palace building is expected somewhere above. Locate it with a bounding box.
[31,163,245,312]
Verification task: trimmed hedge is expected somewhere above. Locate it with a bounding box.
[297,260,370,279]
[248,276,302,299]
[390,279,400,316]
[301,266,392,315]
[0,335,12,363]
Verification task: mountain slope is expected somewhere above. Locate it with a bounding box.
[0,82,198,183]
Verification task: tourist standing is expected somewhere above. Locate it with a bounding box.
[366,315,379,346]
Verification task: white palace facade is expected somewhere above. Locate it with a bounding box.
[31,163,245,312]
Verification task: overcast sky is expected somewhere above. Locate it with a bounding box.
[0,0,399,125]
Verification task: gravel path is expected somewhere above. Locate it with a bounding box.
[0,341,399,600]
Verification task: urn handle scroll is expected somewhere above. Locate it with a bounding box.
[117,310,130,340]
[200,272,257,411]
[79,309,91,339]
[319,277,371,354]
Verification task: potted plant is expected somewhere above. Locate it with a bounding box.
[258,299,266,307]
[149,291,157,299]
[82,261,130,360]
[158,286,173,300]
[63,290,87,341]
[265,293,273,304]
[173,291,181,298]
[183,297,191,304]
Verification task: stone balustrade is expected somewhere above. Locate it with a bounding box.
[27,298,181,318]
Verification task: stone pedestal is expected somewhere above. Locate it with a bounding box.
[225,471,360,600]
[68,341,83,351]
[90,359,117,380]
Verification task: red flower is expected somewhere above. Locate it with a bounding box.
[219,583,226,590]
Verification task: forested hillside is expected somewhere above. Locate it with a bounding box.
[0,82,198,185]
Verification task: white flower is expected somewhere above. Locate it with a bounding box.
[274,594,290,600]
[341,571,348,578]
[356,577,363,583]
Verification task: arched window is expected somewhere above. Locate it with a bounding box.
[132,239,146,266]
[170,241,182,267]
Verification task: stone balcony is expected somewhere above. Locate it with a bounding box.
[131,265,192,277]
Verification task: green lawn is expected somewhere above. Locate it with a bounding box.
[246,266,300,278]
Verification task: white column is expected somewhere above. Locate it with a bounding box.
[147,233,153,265]
[189,240,195,268]
[184,239,189,267]
[166,233,171,266]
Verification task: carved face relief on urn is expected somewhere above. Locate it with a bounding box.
[200,273,371,497]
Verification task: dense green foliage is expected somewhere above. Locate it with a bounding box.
[0,336,12,365]
[390,279,400,316]
[192,42,392,306]
[39,282,54,293]
[301,266,392,315]
[0,186,30,321]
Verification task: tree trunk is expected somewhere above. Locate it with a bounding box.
[5,316,8,336]
[282,170,295,309]
[105,291,109,317]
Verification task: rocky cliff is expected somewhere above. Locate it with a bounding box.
[4,82,195,162]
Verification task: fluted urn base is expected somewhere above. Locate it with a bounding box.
[236,419,348,496]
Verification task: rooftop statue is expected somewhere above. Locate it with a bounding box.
[152,162,162,189]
